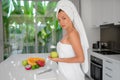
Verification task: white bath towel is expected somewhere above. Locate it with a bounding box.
[56,0,89,73]
[57,42,85,80]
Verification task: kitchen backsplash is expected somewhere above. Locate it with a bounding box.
[100,24,120,51]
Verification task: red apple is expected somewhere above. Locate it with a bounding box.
[36,60,45,67]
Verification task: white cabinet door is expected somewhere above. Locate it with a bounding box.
[91,0,103,27]
[91,0,114,27]
[91,0,120,27]
[114,0,120,25]
[101,0,120,25]
[112,62,120,80]
[103,59,115,80]
[103,58,120,80]
[101,0,114,24]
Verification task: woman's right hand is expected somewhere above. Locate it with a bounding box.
[48,56,60,62]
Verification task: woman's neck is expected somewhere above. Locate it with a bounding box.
[66,26,76,34]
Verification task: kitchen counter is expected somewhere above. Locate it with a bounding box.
[89,50,120,80]
[0,53,67,80]
[105,55,120,62]
[92,51,120,63]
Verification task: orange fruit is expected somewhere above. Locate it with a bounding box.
[27,57,45,66]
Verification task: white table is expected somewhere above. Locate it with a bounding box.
[0,53,67,80]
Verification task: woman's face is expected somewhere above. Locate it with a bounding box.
[58,11,73,30]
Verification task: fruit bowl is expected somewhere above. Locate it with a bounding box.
[22,57,45,70]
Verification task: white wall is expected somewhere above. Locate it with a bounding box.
[0,0,4,62]
[81,0,100,49]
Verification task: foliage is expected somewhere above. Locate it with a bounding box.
[2,0,62,53]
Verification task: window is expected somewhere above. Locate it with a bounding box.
[2,0,62,59]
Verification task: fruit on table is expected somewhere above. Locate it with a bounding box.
[36,60,45,67]
[33,57,43,62]
[22,57,45,70]
[25,65,31,70]
[50,51,58,58]
[22,60,28,66]
[31,65,36,70]
[35,64,40,69]
[27,58,37,66]
[31,64,40,70]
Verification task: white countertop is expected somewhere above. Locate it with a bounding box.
[0,53,67,80]
[91,51,120,63]
[105,55,120,62]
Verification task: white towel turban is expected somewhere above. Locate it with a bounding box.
[56,0,89,73]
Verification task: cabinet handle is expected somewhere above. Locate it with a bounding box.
[105,67,112,71]
[105,73,112,78]
[105,60,113,64]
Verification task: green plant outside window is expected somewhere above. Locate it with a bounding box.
[2,0,62,59]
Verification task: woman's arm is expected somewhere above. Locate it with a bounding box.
[49,30,84,63]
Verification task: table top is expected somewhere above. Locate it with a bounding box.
[0,53,67,80]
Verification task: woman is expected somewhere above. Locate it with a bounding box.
[49,0,89,80]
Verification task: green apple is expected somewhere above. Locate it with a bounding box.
[35,64,40,69]
[50,51,58,58]
[31,65,36,70]
[22,60,28,66]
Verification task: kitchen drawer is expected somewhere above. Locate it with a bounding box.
[104,66,113,72]
[104,67,113,77]
[104,59,114,69]
[103,58,119,80]
[104,73,113,80]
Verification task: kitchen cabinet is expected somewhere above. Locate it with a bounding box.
[103,58,120,80]
[91,0,103,27]
[101,0,114,24]
[89,51,120,80]
[91,0,120,27]
[113,0,120,25]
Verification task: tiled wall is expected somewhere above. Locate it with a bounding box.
[0,0,4,62]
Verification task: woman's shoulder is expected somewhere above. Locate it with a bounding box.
[68,30,80,43]
[68,29,79,39]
